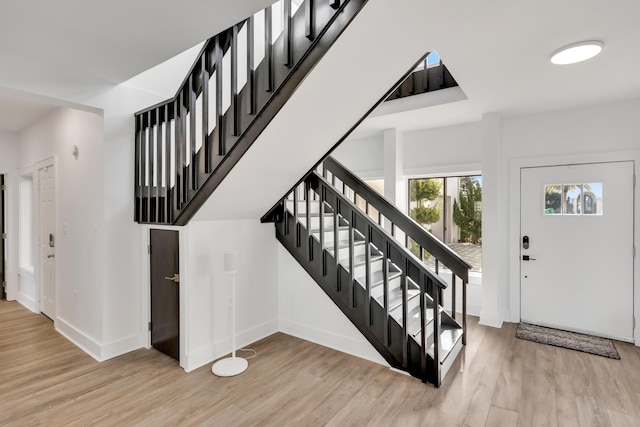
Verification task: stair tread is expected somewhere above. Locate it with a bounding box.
[407,322,462,362]
[405,304,454,338]
[389,291,422,323]
[356,269,401,287]
[427,324,463,362]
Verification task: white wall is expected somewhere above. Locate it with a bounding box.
[503,98,640,340]
[334,122,482,178]
[403,123,482,176]
[277,244,388,366]
[182,220,279,372]
[19,108,106,357]
[1,40,213,361]
[333,134,385,178]
[0,131,19,302]
[335,97,640,340]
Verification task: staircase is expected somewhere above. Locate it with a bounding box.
[133,0,472,387]
[262,157,472,387]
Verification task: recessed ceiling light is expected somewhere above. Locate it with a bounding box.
[550,41,603,65]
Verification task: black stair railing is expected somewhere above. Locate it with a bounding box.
[134,0,367,225]
[264,157,472,386]
[385,54,458,102]
[321,156,472,343]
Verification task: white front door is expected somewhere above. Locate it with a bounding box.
[39,164,55,318]
[520,162,634,341]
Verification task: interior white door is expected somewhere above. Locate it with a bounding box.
[520,162,634,341]
[39,164,55,318]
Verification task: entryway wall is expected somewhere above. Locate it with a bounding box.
[505,99,640,345]
[17,107,106,358]
[334,96,640,344]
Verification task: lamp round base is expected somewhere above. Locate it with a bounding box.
[211,357,248,377]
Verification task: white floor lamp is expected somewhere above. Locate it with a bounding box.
[212,251,248,377]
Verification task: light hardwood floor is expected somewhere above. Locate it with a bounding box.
[1,300,640,426]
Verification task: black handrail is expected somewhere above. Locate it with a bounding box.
[324,156,472,282]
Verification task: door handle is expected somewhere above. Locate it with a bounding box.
[47,254,55,259]
[522,255,536,261]
[164,274,180,283]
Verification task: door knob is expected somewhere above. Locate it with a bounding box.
[164,273,180,283]
[522,255,536,261]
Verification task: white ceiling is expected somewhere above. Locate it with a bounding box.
[0,0,273,132]
[1,0,640,135]
[351,0,640,137]
[0,87,62,132]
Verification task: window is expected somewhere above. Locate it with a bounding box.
[544,182,602,216]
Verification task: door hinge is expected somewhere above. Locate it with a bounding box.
[148,321,152,331]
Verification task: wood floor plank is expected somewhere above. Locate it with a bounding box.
[553,372,580,426]
[2,300,640,426]
[485,405,518,427]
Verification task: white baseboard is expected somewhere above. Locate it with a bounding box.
[279,318,389,367]
[17,293,38,313]
[184,319,278,372]
[479,310,503,328]
[55,317,103,362]
[101,333,145,361]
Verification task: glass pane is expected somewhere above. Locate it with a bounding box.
[408,178,443,233]
[563,184,582,215]
[544,185,562,215]
[583,182,603,215]
[455,176,482,244]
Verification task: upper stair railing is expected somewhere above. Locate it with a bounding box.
[134,0,367,225]
[385,53,458,102]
